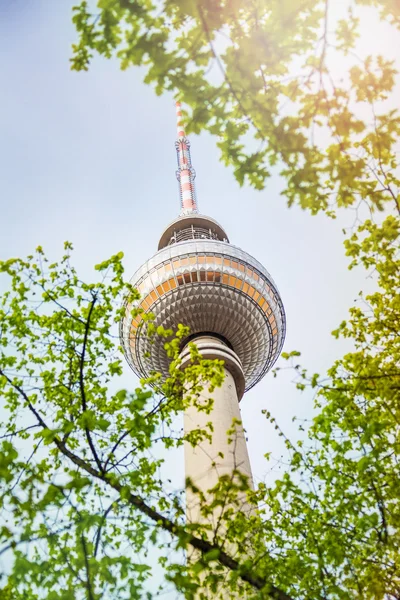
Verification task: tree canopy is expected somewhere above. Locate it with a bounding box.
[0,217,399,597]
[0,0,399,598]
[71,0,399,217]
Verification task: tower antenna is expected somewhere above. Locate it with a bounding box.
[175,101,198,214]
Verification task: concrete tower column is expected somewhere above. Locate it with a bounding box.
[180,336,254,527]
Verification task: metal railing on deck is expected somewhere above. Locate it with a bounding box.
[168,225,227,245]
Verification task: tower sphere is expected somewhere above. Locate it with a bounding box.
[120,213,285,392]
[120,103,286,393]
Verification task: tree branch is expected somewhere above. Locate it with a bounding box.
[81,533,95,600]
[2,369,293,599]
[0,338,298,600]
[79,294,104,474]
[93,501,117,558]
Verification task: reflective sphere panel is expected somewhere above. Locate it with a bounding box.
[120,240,286,392]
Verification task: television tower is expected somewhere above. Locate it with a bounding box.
[120,102,286,526]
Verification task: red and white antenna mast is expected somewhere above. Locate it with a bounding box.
[175,102,198,214]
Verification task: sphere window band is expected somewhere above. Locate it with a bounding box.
[129,273,276,328]
[121,244,285,392]
[128,258,278,321]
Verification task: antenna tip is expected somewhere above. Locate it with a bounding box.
[176,102,185,140]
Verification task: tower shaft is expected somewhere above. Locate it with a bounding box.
[181,336,254,526]
[181,336,254,598]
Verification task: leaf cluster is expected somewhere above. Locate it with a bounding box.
[71,0,399,219]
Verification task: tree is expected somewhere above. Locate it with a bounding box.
[0,247,230,599]
[1,0,399,598]
[266,216,400,597]
[0,217,399,598]
[71,0,400,217]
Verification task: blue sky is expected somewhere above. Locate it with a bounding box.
[0,0,398,593]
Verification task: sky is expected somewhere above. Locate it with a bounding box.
[0,0,398,594]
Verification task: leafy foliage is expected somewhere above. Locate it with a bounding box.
[0,246,236,599]
[269,216,400,597]
[1,1,399,597]
[71,0,399,217]
[0,232,399,597]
